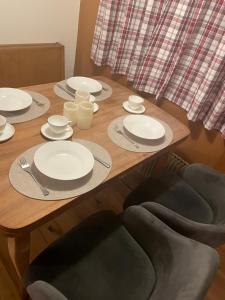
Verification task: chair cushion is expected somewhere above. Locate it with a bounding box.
[24,212,156,300]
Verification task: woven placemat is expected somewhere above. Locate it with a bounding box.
[1,90,50,124]
[53,80,112,102]
[9,140,112,201]
[108,116,174,153]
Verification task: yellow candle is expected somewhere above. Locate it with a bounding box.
[63,102,79,126]
[77,101,94,129]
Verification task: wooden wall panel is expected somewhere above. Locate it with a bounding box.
[0,43,65,87]
[75,0,225,172]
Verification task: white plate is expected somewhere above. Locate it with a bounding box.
[122,101,145,114]
[123,115,165,140]
[67,77,102,94]
[41,123,73,141]
[0,123,15,142]
[0,88,32,112]
[34,141,94,181]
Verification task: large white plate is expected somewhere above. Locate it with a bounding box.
[123,115,165,140]
[66,77,102,93]
[0,88,32,112]
[34,141,94,180]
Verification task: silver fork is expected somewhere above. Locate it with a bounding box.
[19,157,49,196]
[115,125,139,148]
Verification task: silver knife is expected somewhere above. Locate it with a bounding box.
[94,155,111,168]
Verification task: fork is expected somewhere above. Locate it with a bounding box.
[115,125,139,148]
[33,98,45,106]
[19,157,49,196]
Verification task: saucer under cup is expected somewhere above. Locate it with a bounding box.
[41,123,73,141]
[123,101,145,114]
[0,123,15,142]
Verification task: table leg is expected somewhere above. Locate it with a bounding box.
[0,231,27,299]
[14,232,31,277]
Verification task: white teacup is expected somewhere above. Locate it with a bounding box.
[75,90,90,104]
[0,115,7,134]
[48,115,70,135]
[128,95,144,110]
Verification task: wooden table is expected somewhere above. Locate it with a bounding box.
[0,76,189,298]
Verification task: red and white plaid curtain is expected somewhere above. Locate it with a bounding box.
[91,0,225,137]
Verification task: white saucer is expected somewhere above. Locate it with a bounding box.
[122,101,145,114]
[41,123,73,141]
[0,123,15,142]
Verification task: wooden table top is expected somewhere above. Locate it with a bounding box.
[0,76,189,234]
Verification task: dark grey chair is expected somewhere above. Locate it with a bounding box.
[124,163,225,247]
[24,207,219,300]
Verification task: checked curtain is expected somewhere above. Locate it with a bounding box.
[91,0,225,136]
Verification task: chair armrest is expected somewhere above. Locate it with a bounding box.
[27,281,68,300]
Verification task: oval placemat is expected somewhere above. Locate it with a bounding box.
[108,116,174,152]
[9,139,112,201]
[54,80,112,102]
[1,90,50,124]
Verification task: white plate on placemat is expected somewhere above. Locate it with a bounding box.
[34,141,94,180]
[123,115,165,140]
[67,77,102,94]
[0,88,32,112]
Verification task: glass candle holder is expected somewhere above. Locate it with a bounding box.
[77,101,94,129]
[75,90,90,105]
[63,102,79,126]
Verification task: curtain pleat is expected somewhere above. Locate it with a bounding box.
[91,0,225,137]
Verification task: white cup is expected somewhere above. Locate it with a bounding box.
[75,90,90,105]
[0,115,7,134]
[128,95,144,110]
[48,115,70,135]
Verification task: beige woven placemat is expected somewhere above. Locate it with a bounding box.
[108,116,174,153]
[1,91,50,124]
[53,80,112,102]
[9,140,112,201]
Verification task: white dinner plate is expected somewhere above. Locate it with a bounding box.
[34,141,94,180]
[0,88,32,112]
[123,115,165,140]
[67,77,102,94]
